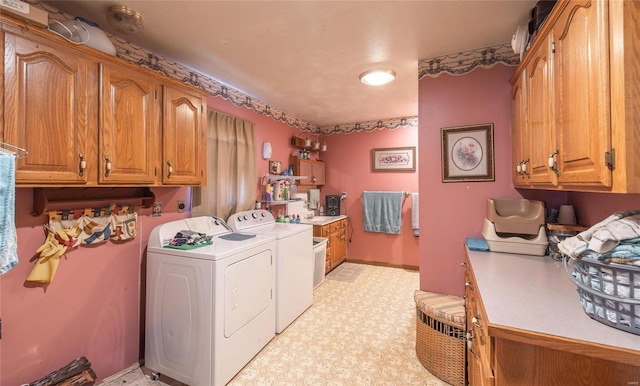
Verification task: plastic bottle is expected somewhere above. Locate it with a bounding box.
[319,206,324,216]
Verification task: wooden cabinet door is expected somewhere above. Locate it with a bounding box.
[526,34,557,186]
[298,159,313,185]
[312,160,325,185]
[511,71,528,186]
[99,63,160,184]
[330,219,347,268]
[3,32,90,185]
[554,0,611,188]
[162,84,206,185]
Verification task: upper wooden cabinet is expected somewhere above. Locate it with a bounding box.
[161,84,206,185]
[510,0,640,193]
[3,31,91,185]
[526,32,557,187]
[290,156,325,186]
[1,16,207,187]
[99,62,160,185]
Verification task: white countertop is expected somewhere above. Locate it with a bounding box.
[299,215,346,226]
[467,248,640,353]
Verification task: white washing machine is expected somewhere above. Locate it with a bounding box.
[228,209,313,333]
[145,216,276,386]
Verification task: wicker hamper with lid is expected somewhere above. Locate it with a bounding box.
[414,290,466,386]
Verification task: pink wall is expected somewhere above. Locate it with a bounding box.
[321,127,420,267]
[418,65,523,297]
[567,192,640,226]
[2,187,190,384]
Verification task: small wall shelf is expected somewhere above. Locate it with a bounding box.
[268,174,307,182]
[32,187,155,216]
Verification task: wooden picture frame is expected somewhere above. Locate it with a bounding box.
[441,123,494,182]
[269,160,282,175]
[371,146,416,172]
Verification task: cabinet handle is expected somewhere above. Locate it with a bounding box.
[167,160,173,178]
[548,147,560,175]
[466,331,477,354]
[79,153,86,177]
[460,262,467,268]
[104,155,111,177]
[472,316,482,329]
[465,281,474,290]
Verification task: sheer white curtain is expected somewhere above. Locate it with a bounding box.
[191,110,257,220]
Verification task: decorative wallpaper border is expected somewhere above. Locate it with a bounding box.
[418,43,519,79]
[33,1,513,135]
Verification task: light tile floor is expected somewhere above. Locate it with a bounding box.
[100,263,450,386]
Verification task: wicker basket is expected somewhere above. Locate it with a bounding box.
[414,291,466,386]
[563,256,640,335]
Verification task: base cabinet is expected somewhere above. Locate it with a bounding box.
[312,218,347,273]
[464,250,640,386]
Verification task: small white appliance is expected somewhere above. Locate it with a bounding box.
[49,18,116,55]
[145,216,276,386]
[228,209,314,333]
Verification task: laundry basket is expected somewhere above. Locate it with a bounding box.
[563,256,640,335]
[414,290,466,386]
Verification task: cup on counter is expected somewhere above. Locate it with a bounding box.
[558,205,577,225]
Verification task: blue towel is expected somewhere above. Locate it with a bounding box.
[362,191,403,234]
[466,238,490,251]
[0,155,18,274]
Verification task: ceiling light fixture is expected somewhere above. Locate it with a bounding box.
[107,5,144,34]
[359,69,396,86]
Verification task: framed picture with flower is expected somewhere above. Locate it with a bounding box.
[441,123,494,182]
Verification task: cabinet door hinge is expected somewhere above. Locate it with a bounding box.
[154,167,158,176]
[605,148,615,170]
[552,41,556,54]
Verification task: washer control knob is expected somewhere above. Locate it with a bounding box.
[252,212,259,219]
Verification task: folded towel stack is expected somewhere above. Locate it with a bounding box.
[559,210,640,264]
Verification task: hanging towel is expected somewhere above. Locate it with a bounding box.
[308,188,320,210]
[362,191,403,234]
[411,192,419,237]
[0,155,18,274]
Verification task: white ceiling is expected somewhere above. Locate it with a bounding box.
[43,0,534,127]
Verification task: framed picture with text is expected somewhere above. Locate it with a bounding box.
[371,146,416,172]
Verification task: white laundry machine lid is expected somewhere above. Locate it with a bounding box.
[148,216,276,260]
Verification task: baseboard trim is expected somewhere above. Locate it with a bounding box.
[346,259,419,271]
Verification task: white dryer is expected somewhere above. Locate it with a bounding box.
[145,216,276,386]
[228,210,313,333]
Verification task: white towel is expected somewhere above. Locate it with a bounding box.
[0,155,18,274]
[308,189,320,210]
[411,193,419,237]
